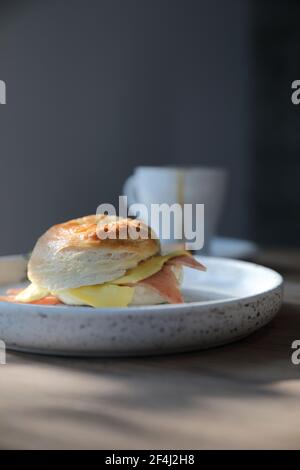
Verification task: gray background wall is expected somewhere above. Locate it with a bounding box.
[0,0,252,255]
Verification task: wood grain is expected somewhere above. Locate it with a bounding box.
[0,250,300,449]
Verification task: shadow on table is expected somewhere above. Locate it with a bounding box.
[8,300,300,415]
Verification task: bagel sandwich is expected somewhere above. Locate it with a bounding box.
[1,215,206,307]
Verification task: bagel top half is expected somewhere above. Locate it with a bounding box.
[28,215,160,291]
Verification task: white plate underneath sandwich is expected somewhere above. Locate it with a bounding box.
[0,254,283,357]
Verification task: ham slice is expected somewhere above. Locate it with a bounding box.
[139,263,184,304]
[0,293,61,305]
[30,295,62,305]
[6,288,24,295]
[136,254,205,304]
[167,255,206,271]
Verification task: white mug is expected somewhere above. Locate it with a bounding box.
[123,166,228,253]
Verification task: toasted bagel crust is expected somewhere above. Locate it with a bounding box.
[28,215,160,291]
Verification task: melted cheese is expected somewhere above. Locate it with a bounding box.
[111,250,190,285]
[15,283,49,303]
[55,284,134,308]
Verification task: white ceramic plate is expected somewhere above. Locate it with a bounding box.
[0,255,282,357]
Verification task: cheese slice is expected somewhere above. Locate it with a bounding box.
[15,283,49,303]
[55,284,135,308]
[111,250,191,285]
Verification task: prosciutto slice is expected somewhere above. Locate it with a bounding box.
[167,255,206,271]
[140,263,184,304]
[137,254,206,304]
[0,293,61,305]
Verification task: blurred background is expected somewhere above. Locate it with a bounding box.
[0,0,298,255]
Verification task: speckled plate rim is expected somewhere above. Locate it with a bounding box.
[0,255,283,315]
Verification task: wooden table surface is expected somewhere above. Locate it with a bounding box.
[1,249,300,450]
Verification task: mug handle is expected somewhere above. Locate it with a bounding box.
[123,175,137,206]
